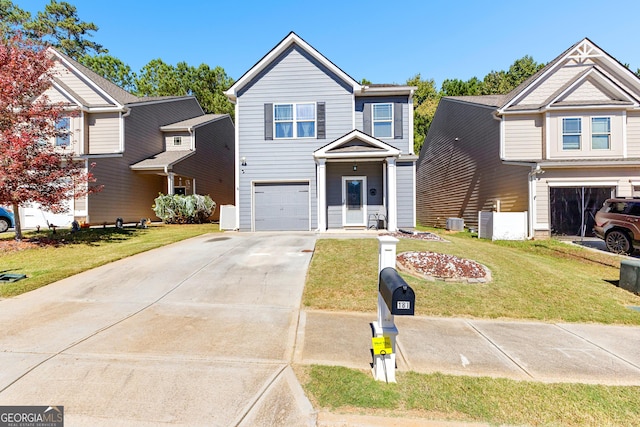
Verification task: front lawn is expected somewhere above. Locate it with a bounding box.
[298,365,640,427]
[304,231,640,324]
[0,223,218,297]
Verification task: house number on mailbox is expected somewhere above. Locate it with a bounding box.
[397,301,411,310]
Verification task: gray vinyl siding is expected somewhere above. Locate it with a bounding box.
[355,96,412,154]
[628,112,640,157]
[325,162,383,229]
[88,97,204,223]
[236,45,354,231]
[416,98,529,229]
[396,161,415,228]
[87,112,120,154]
[172,117,235,220]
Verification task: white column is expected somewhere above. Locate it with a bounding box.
[386,157,397,232]
[167,173,175,195]
[316,159,327,231]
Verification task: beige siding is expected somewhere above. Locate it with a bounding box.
[515,63,592,106]
[534,167,640,229]
[547,111,624,158]
[165,132,192,151]
[52,61,115,106]
[502,115,543,160]
[87,113,121,154]
[416,98,529,229]
[560,79,612,103]
[627,112,640,157]
[42,85,76,105]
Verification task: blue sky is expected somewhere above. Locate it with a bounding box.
[17,0,640,88]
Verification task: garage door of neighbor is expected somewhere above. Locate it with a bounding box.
[254,182,310,231]
[550,186,613,236]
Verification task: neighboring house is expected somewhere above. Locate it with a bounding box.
[224,32,417,232]
[416,38,640,238]
[23,48,234,227]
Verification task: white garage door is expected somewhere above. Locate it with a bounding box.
[254,182,309,231]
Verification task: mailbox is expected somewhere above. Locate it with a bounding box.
[379,267,415,315]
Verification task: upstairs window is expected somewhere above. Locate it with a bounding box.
[562,118,581,150]
[274,103,316,138]
[372,103,393,138]
[55,117,70,147]
[173,136,182,146]
[591,117,611,150]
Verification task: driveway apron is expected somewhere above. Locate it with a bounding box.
[0,232,317,426]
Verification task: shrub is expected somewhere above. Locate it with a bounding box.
[152,194,216,224]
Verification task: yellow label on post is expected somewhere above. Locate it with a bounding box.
[372,336,393,355]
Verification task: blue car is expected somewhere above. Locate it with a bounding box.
[0,206,15,233]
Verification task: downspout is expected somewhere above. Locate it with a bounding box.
[527,165,544,239]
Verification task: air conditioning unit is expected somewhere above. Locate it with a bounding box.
[219,205,237,230]
[446,217,465,231]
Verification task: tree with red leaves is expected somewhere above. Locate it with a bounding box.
[0,35,100,240]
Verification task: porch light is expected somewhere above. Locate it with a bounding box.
[241,157,247,166]
[353,162,357,171]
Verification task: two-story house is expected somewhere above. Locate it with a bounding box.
[416,38,640,238]
[224,32,417,232]
[21,48,235,228]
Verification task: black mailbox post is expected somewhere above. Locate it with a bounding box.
[379,267,415,315]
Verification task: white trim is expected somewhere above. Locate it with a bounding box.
[342,176,367,227]
[273,102,317,139]
[546,180,618,187]
[623,110,628,158]
[235,101,240,229]
[408,88,415,154]
[371,103,393,138]
[316,159,327,231]
[545,112,551,159]
[386,157,397,232]
[49,80,84,108]
[546,68,639,109]
[119,111,125,152]
[314,130,400,158]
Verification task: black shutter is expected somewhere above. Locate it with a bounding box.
[394,102,403,139]
[317,102,325,139]
[264,103,273,140]
[363,103,371,135]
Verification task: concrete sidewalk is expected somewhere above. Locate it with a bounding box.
[296,310,640,386]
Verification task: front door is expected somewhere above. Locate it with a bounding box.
[342,176,367,226]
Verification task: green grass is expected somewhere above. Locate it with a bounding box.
[0,223,218,297]
[304,231,640,324]
[298,365,640,426]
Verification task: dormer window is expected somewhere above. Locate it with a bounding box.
[173,136,182,146]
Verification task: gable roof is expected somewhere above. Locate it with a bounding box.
[498,38,640,113]
[314,130,400,159]
[445,38,640,114]
[49,48,140,106]
[225,32,362,102]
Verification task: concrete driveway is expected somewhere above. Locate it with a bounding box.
[0,232,317,426]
